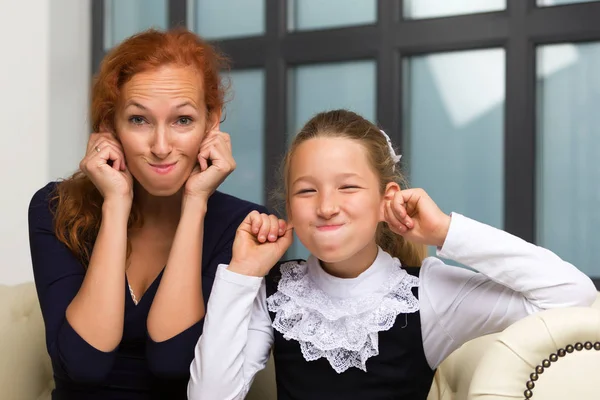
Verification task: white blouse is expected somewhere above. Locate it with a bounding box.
[187,213,596,400]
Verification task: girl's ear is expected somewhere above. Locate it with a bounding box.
[380,182,400,222]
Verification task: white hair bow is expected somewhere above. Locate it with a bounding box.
[379,130,402,166]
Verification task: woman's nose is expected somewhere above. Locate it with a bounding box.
[150,126,173,159]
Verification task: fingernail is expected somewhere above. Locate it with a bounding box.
[268,234,276,241]
[259,235,266,241]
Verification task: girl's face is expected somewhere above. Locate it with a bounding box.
[287,137,387,267]
[114,65,217,197]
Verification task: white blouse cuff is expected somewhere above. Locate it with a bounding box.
[217,264,264,289]
[436,212,473,260]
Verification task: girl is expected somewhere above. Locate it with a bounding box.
[187,109,596,400]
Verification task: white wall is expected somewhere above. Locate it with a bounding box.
[0,0,90,284]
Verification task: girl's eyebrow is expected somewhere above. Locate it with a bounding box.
[291,172,364,186]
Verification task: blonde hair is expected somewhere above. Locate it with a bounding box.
[275,109,427,266]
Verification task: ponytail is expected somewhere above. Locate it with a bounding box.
[376,223,427,267]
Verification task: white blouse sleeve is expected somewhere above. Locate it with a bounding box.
[418,213,597,369]
[188,265,274,400]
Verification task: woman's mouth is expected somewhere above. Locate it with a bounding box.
[149,162,177,175]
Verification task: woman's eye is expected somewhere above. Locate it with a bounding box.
[177,117,193,125]
[129,116,145,125]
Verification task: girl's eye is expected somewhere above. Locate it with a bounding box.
[296,189,316,195]
[177,117,193,125]
[130,116,146,125]
[340,186,360,190]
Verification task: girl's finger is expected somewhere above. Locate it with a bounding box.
[248,211,263,236]
[386,201,407,233]
[267,215,280,242]
[256,213,272,243]
[278,219,287,236]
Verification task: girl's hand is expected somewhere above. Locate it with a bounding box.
[185,126,236,201]
[229,211,294,277]
[384,188,451,248]
[80,131,133,204]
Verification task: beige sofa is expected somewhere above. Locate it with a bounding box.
[468,306,600,399]
[1,282,598,400]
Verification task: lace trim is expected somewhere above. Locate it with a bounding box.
[266,260,419,373]
[128,283,139,305]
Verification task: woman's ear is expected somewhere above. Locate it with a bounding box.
[380,182,400,221]
[208,111,222,132]
[99,121,117,137]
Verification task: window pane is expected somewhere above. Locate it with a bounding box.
[190,0,265,39]
[287,60,376,259]
[403,0,505,19]
[218,70,265,205]
[538,0,598,5]
[536,42,600,277]
[288,0,376,31]
[104,0,167,50]
[404,48,505,258]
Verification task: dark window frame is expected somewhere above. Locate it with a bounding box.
[92,0,600,286]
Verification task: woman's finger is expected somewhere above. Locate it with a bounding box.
[92,141,126,171]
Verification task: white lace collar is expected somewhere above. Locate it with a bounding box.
[266,247,420,373]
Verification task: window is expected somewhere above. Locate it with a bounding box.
[404,49,505,230]
[287,0,376,31]
[536,41,600,277]
[93,0,600,286]
[217,69,266,204]
[403,0,505,20]
[189,0,264,39]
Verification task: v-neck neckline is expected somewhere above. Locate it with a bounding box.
[125,267,165,307]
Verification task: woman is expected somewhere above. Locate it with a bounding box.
[28,28,265,399]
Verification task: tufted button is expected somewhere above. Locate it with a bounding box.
[530,372,538,381]
[542,359,551,368]
[549,353,558,362]
[524,389,533,398]
[594,342,600,351]
[535,365,544,374]
[584,342,593,350]
[566,345,574,353]
[526,380,535,390]
[575,342,584,351]
[558,348,566,357]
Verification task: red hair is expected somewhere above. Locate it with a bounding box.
[53,28,230,265]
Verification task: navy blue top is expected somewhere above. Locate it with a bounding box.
[28,181,267,399]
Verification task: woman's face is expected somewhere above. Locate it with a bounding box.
[114,64,217,196]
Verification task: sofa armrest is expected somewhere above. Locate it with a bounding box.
[468,307,600,399]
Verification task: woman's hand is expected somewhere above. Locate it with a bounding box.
[80,131,133,204]
[384,188,451,248]
[185,127,236,202]
[228,211,294,277]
